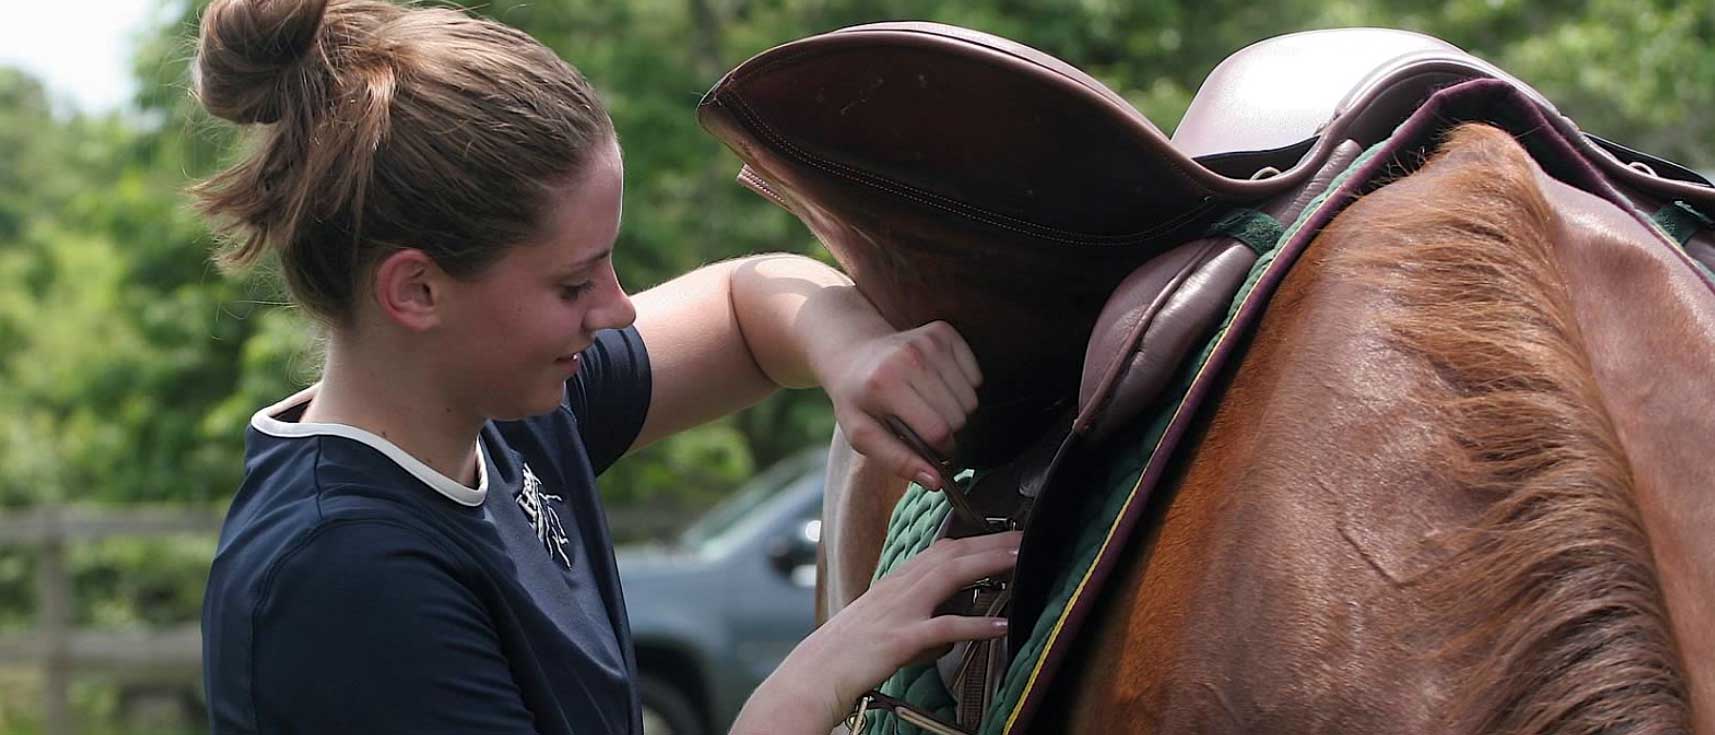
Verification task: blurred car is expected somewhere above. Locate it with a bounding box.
[617,448,827,735]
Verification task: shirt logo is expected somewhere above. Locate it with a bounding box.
[516,464,572,569]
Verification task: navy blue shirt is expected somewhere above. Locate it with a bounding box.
[204,327,652,734]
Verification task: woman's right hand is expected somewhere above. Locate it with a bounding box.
[730,530,1022,734]
[816,320,982,490]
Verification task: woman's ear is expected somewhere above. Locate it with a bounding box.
[372,248,445,332]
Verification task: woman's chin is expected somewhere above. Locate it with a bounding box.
[525,390,566,418]
[489,386,566,422]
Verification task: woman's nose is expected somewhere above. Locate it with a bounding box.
[586,269,637,333]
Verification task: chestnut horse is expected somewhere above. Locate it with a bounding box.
[819,125,1715,733]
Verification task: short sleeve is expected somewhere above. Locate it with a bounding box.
[563,325,652,475]
[251,522,538,735]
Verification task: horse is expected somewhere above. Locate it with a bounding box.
[1047,121,1714,733]
[699,24,1715,734]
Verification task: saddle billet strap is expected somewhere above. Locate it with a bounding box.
[885,416,1011,533]
[848,691,973,735]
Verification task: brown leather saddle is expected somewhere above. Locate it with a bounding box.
[698,23,1715,734]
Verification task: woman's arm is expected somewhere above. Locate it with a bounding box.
[631,254,980,487]
[633,253,1002,732]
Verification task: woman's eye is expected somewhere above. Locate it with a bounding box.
[559,282,593,301]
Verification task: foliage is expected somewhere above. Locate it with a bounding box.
[8,0,1707,514]
[0,0,1710,728]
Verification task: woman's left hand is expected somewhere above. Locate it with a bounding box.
[821,320,983,489]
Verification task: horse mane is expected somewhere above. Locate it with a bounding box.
[1322,123,1690,734]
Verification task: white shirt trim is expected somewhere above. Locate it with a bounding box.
[249,385,489,507]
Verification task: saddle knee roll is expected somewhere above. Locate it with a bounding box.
[1076,238,1256,442]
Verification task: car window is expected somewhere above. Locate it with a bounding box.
[687,473,821,560]
[678,452,822,557]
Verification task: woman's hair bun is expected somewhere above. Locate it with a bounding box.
[194,0,332,124]
[194,0,614,324]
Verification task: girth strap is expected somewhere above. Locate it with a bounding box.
[952,586,1009,728]
[848,691,973,735]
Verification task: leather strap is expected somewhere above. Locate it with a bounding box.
[885,416,1008,532]
[953,585,1009,728]
[881,418,1019,733]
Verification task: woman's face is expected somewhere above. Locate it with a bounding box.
[438,137,637,420]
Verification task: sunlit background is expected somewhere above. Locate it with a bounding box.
[0,1,165,114]
[1,0,1711,733]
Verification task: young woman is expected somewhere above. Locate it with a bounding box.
[192,0,1018,733]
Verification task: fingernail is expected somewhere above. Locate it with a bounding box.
[915,471,937,489]
[1009,548,1019,557]
[992,619,1009,630]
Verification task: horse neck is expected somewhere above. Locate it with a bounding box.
[1065,124,1708,734]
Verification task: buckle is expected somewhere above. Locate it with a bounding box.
[845,694,873,735]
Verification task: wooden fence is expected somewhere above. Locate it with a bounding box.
[0,503,688,734]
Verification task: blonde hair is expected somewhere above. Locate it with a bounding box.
[192,0,613,323]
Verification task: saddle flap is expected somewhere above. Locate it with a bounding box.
[698,23,1270,465]
[695,23,1525,466]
